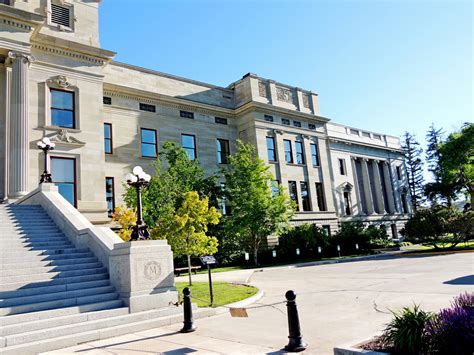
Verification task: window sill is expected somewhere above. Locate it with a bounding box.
[286,163,305,167]
[269,161,278,164]
[42,125,81,133]
[140,156,157,160]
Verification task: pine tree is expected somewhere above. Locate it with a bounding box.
[401,132,425,211]
[425,123,444,183]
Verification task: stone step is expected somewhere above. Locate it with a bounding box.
[0,290,119,316]
[0,285,115,308]
[0,239,70,247]
[0,279,110,300]
[0,256,98,271]
[2,261,103,276]
[0,232,67,239]
[1,242,73,251]
[0,272,109,292]
[0,251,95,265]
[0,247,90,260]
[0,267,108,285]
[0,307,129,337]
[0,227,60,232]
[0,307,215,354]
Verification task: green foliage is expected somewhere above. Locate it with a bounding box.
[277,224,330,259]
[401,132,425,211]
[153,191,220,257]
[123,141,219,231]
[222,141,295,265]
[332,222,370,250]
[381,305,434,355]
[438,123,474,207]
[401,206,472,249]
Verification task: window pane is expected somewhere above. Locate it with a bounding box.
[141,129,156,144]
[51,109,74,128]
[51,158,74,182]
[56,183,75,206]
[181,135,195,148]
[184,148,196,160]
[141,143,156,158]
[104,124,111,139]
[295,141,304,164]
[105,140,112,154]
[51,90,73,110]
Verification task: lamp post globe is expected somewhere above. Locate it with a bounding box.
[37,137,55,184]
[125,166,151,241]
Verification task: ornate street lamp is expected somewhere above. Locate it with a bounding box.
[37,137,55,184]
[126,166,152,241]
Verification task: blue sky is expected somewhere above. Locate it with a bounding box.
[100,0,472,166]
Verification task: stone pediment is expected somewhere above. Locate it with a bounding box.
[339,182,353,192]
[49,129,85,146]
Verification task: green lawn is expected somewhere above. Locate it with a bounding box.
[175,281,258,308]
[404,240,474,253]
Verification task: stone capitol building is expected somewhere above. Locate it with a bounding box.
[0,0,412,238]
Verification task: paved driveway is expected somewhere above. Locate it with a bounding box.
[46,252,473,354]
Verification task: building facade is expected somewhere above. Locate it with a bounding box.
[0,0,411,237]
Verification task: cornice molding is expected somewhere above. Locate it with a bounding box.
[32,43,107,65]
[328,137,403,154]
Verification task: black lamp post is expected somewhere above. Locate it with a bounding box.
[126,166,151,241]
[37,137,55,184]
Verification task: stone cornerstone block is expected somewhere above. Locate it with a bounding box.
[109,240,178,313]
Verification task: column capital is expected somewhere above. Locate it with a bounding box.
[8,51,35,65]
[273,129,284,135]
[350,156,358,161]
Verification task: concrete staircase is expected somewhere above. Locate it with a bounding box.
[0,204,213,354]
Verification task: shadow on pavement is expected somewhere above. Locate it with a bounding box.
[443,275,474,285]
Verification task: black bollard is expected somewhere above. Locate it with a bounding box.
[180,287,196,333]
[284,290,307,352]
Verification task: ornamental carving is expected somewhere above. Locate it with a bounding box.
[276,86,293,103]
[144,261,161,281]
[50,129,85,145]
[302,94,310,108]
[258,81,267,98]
[47,75,70,88]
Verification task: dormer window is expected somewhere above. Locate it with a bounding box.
[50,2,73,30]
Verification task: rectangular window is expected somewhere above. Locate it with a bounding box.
[338,158,346,175]
[105,177,115,217]
[264,115,274,122]
[104,123,113,154]
[300,182,311,211]
[308,123,316,130]
[362,131,370,138]
[284,140,293,163]
[310,143,320,166]
[51,157,76,207]
[51,3,71,27]
[295,141,304,164]
[282,118,290,125]
[140,128,157,158]
[180,110,194,119]
[139,103,156,112]
[266,137,276,162]
[396,166,402,180]
[344,191,351,215]
[322,225,331,236]
[391,223,398,238]
[315,183,327,211]
[0,0,11,5]
[182,134,197,160]
[215,117,228,125]
[217,139,230,164]
[373,134,382,140]
[103,96,112,105]
[271,180,280,197]
[293,121,301,128]
[288,181,299,211]
[51,89,75,128]
[401,193,408,214]
[350,129,359,135]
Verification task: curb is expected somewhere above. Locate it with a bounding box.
[197,287,265,316]
[397,249,474,257]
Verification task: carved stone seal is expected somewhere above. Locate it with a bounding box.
[144,261,161,281]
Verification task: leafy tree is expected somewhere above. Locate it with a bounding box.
[222,141,294,265]
[124,141,219,232]
[401,206,471,249]
[153,191,220,285]
[277,224,330,260]
[111,206,137,241]
[401,132,425,211]
[438,123,474,209]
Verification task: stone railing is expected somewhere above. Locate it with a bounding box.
[14,184,178,312]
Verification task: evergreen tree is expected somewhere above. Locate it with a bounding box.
[401,132,425,211]
[425,123,444,182]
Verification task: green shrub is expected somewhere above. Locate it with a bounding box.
[277,224,330,259]
[381,305,434,355]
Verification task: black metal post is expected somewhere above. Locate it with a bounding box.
[180,287,196,333]
[39,145,53,184]
[129,178,150,241]
[207,263,214,306]
[284,290,307,352]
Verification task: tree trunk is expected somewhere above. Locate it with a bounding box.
[187,254,192,286]
[253,244,259,265]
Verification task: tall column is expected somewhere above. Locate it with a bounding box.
[273,129,287,188]
[8,51,34,198]
[361,158,375,215]
[301,135,318,211]
[372,160,385,214]
[350,157,363,215]
[383,162,396,214]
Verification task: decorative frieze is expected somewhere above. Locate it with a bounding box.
[258,81,267,98]
[47,75,70,88]
[276,86,294,103]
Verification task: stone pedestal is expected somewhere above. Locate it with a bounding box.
[109,240,178,313]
